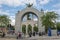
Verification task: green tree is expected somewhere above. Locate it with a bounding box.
[56,22,60,30]
[22,25,26,34]
[11,26,15,30]
[41,11,58,33]
[0,15,11,28]
[28,24,32,33]
[33,25,38,32]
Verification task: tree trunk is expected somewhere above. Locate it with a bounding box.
[45,26,48,34]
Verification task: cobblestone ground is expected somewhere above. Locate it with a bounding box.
[0,36,60,40]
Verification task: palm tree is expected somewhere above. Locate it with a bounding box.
[41,11,58,33]
[0,15,11,28]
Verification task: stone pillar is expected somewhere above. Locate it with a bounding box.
[32,24,34,33]
[15,14,22,33]
[20,23,22,32]
[26,24,29,37]
[38,17,42,32]
[32,26,33,33]
[38,11,44,32]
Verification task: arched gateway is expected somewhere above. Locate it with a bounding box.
[15,5,45,34]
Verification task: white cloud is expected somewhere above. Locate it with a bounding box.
[45,9,60,15]
[0,0,51,7]
[49,9,60,15]
[0,5,2,7]
[25,0,36,6]
[34,18,38,21]
[53,3,60,8]
[11,19,15,26]
[10,16,15,26]
[38,0,50,5]
[0,0,25,7]
[0,0,36,7]
[0,10,10,15]
[54,9,60,15]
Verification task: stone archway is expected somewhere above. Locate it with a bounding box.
[15,6,44,33]
[21,12,38,34]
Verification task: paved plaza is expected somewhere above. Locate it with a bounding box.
[0,36,60,40]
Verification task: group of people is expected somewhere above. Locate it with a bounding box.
[2,32,5,37]
[16,32,22,39]
[16,31,46,39]
[28,31,46,37]
[28,31,36,37]
[16,31,36,39]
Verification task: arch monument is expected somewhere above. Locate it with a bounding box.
[15,5,45,34]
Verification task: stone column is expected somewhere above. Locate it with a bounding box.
[32,26,33,33]
[15,14,22,33]
[38,18,42,32]
[26,24,29,37]
[32,24,34,33]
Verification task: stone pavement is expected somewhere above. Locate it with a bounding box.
[0,36,60,40]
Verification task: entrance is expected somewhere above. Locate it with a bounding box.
[21,12,38,34]
[15,6,44,34]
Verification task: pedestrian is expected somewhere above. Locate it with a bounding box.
[39,32,42,36]
[29,31,32,37]
[33,31,35,36]
[2,32,5,37]
[17,32,21,39]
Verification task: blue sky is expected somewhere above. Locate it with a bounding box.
[0,0,60,25]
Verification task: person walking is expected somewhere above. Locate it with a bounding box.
[17,32,21,39]
[29,31,32,37]
[33,31,35,36]
[1,32,5,38]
